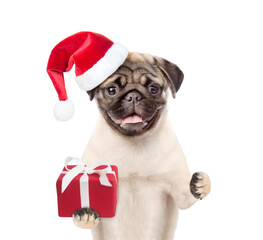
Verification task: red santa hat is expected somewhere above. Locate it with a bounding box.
[47,31,128,121]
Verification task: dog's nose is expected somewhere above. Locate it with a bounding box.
[125,91,142,103]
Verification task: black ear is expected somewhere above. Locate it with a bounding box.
[155,57,184,98]
[87,89,96,101]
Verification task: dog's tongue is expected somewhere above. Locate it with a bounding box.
[122,115,143,124]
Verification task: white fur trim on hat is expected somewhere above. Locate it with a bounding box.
[75,42,128,91]
[54,100,75,121]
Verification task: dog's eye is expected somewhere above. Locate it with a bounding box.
[106,86,118,96]
[148,85,160,95]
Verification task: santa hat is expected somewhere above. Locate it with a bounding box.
[47,31,128,121]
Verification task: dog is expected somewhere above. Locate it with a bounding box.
[72,52,211,240]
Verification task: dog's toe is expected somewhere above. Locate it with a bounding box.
[73,208,101,229]
[190,172,211,200]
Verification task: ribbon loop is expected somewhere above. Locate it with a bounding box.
[64,157,83,171]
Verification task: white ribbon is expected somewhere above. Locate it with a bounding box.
[61,157,117,208]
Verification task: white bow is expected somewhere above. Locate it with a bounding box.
[61,157,116,193]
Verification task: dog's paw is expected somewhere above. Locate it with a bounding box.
[73,208,101,229]
[190,172,211,200]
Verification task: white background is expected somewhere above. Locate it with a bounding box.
[1,0,262,239]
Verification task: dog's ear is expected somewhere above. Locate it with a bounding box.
[86,89,96,101]
[155,57,184,98]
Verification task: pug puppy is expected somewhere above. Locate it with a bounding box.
[72,52,211,240]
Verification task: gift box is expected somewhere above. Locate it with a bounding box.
[56,158,118,217]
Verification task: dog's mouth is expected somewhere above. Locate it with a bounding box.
[107,111,158,136]
[109,113,148,128]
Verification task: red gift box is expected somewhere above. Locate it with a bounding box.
[56,158,118,217]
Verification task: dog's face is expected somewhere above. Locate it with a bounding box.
[88,53,184,136]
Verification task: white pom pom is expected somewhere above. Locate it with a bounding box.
[54,100,74,121]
